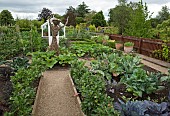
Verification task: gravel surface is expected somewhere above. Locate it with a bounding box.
[33,68,83,116]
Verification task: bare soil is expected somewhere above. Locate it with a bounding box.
[0,67,13,116]
[33,67,83,116]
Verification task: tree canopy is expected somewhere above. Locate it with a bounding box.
[156,5,170,24]
[76,2,90,18]
[108,1,131,34]
[124,1,152,38]
[64,6,77,26]
[91,11,106,27]
[38,8,52,22]
[0,10,14,26]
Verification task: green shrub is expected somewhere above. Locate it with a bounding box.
[107,40,116,48]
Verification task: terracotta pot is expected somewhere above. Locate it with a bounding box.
[124,46,133,53]
[115,43,123,50]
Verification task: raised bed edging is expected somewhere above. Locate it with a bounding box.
[32,73,85,116]
[32,74,44,116]
[68,74,85,116]
[137,53,170,68]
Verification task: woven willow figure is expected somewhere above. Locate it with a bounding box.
[49,17,68,56]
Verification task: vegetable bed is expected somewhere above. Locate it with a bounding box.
[70,52,170,115]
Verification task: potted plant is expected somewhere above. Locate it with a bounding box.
[124,42,134,53]
[115,41,123,50]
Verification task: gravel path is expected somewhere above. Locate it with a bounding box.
[33,68,83,116]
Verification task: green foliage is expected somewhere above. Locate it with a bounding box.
[152,19,170,62]
[76,29,92,40]
[88,24,96,32]
[76,17,85,24]
[19,26,48,54]
[70,60,119,115]
[15,19,43,30]
[104,27,119,34]
[76,2,90,18]
[28,50,77,68]
[156,5,170,24]
[122,68,164,97]
[124,1,152,38]
[84,11,96,24]
[91,11,107,27]
[0,26,21,60]
[0,26,48,60]
[90,52,168,97]
[0,10,14,26]
[124,42,134,47]
[156,19,170,41]
[15,19,32,29]
[92,53,140,78]
[30,26,47,52]
[108,2,130,34]
[91,35,109,44]
[107,40,116,48]
[56,53,77,66]
[70,43,113,58]
[0,57,29,71]
[4,55,46,115]
[27,51,58,69]
[162,43,170,62]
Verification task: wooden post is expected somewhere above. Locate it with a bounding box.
[138,38,143,54]
[121,35,124,43]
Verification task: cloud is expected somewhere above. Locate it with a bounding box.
[0,0,169,19]
[132,0,170,4]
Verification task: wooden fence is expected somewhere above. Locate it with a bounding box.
[109,34,169,57]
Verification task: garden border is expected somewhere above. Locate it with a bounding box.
[32,74,44,116]
[68,74,85,116]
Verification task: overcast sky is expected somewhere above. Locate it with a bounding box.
[0,0,170,20]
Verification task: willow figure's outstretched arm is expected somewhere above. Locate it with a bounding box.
[59,16,69,29]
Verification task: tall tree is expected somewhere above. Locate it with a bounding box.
[38,8,52,22]
[0,10,14,26]
[76,2,90,18]
[108,1,131,34]
[156,5,170,24]
[125,1,152,38]
[64,6,77,26]
[84,10,97,24]
[91,11,106,27]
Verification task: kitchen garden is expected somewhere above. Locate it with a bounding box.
[0,26,170,116]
